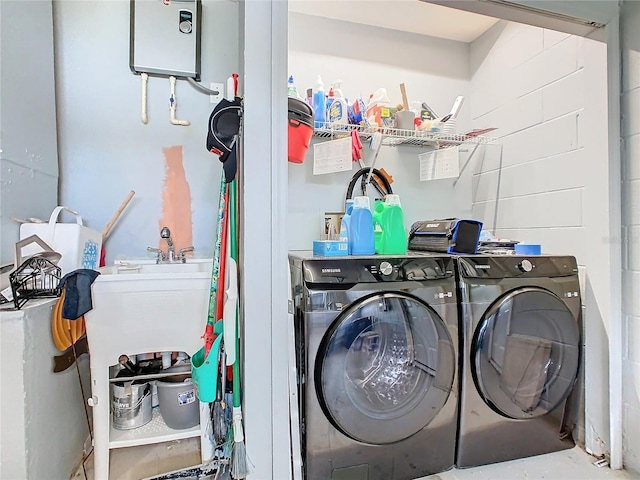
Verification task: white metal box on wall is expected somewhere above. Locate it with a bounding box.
[129,0,202,79]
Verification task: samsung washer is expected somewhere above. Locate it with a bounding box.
[289,251,459,480]
[455,255,582,468]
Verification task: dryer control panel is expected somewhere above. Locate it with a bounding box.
[457,255,578,279]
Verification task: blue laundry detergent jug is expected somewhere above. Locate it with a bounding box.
[350,196,375,255]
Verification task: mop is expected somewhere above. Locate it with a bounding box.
[228,178,251,480]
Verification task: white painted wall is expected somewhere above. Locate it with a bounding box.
[243,1,290,478]
[53,0,240,264]
[621,0,640,473]
[0,300,89,480]
[469,21,609,454]
[0,0,59,266]
[288,13,474,249]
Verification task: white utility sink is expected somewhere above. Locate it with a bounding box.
[84,257,215,480]
[86,258,214,361]
[99,259,213,276]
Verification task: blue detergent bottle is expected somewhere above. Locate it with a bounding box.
[313,75,326,129]
[350,196,375,255]
[339,200,354,254]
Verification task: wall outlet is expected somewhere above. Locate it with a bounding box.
[210,83,224,104]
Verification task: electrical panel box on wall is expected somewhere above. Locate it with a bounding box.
[130,0,201,79]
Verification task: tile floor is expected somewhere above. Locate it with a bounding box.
[72,438,639,480]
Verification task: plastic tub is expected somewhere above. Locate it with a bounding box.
[288,97,314,164]
[157,375,199,430]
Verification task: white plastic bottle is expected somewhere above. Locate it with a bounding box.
[328,81,348,126]
[287,75,301,99]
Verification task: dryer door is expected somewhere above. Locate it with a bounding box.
[315,291,455,445]
[472,287,580,419]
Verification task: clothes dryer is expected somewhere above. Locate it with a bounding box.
[455,255,582,468]
[289,252,459,480]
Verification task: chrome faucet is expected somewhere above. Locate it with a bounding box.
[161,227,175,262]
[147,226,194,263]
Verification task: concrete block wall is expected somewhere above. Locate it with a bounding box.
[621,0,640,473]
[470,22,610,454]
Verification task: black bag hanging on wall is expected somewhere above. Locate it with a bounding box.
[207,97,242,183]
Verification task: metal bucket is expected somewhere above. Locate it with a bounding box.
[111,380,152,430]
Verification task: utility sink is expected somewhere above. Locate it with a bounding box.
[99,259,213,276]
[85,257,214,372]
[83,256,215,480]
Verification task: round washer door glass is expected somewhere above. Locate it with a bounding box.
[473,287,580,419]
[316,292,455,445]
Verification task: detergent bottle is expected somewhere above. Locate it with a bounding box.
[313,75,326,129]
[328,81,348,127]
[373,194,407,254]
[339,200,354,254]
[350,196,375,255]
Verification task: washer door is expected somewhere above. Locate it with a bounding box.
[315,292,455,445]
[473,287,580,419]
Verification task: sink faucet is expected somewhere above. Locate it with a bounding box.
[161,227,175,262]
[147,226,194,263]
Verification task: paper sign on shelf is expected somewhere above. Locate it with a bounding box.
[313,137,353,175]
[419,146,460,181]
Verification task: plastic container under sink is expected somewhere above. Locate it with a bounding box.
[156,374,199,430]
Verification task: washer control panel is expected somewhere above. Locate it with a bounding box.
[301,255,455,285]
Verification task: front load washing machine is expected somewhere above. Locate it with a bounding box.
[289,252,459,480]
[455,255,582,468]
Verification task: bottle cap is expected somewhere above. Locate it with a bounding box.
[353,196,371,209]
[385,194,401,206]
[332,80,344,98]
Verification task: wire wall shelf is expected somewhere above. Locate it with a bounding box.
[313,123,498,148]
